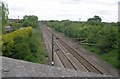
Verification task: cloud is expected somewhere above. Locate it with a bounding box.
[60,0,83,4]
[96,10,117,15]
[2,0,119,22]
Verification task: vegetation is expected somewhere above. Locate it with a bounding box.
[1,3,47,64]
[0,2,2,35]
[2,25,47,64]
[22,15,38,28]
[1,1,118,67]
[0,1,9,55]
[0,4,1,55]
[1,2,9,33]
[9,15,38,31]
[2,27,32,58]
[2,27,34,61]
[45,16,118,69]
[29,25,47,64]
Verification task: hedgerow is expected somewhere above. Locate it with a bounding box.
[2,27,37,61]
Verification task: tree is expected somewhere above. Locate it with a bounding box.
[93,15,102,22]
[22,20,30,27]
[87,15,102,25]
[117,22,120,26]
[0,2,2,35]
[22,15,38,28]
[1,2,9,33]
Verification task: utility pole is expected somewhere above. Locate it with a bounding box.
[18,16,19,23]
[79,18,81,22]
[51,34,54,66]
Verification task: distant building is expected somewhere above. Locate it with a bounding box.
[118,1,120,22]
[5,26,12,33]
[8,19,19,23]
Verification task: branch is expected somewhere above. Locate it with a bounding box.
[70,38,85,40]
[77,39,87,43]
[79,42,100,46]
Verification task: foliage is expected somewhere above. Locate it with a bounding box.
[100,49,118,68]
[1,2,9,33]
[30,26,47,64]
[117,22,120,26]
[87,15,102,26]
[9,21,21,31]
[87,15,102,22]
[1,2,46,63]
[2,27,36,61]
[2,25,47,63]
[0,2,2,35]
[9,15,38,32]
[0,2,2,55]
[45,17,118,68]
[22,15,38,28]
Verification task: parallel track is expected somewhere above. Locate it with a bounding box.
[42,25,105,75]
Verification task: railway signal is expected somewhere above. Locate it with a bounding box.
[52,34,54,66]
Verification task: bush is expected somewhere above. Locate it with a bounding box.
[22,15,38,28]
[2,27,36,61]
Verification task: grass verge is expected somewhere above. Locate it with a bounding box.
[82,45,118,69]
[30,26,48,64]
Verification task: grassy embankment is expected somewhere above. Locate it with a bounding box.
[2,26,47,64]
[82,45,118,68]
[30,26,48,64]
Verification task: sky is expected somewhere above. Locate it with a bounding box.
[2,0,120,22]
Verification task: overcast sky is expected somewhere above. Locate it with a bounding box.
[2,0,119,22]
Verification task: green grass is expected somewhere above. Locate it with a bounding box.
[82,45,101,55]
[100,49,118,68]
[30,26,48,64]
[82,45,118,69]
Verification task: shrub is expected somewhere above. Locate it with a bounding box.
[2,27,35,61]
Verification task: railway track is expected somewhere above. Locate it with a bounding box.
[41,24,109,75]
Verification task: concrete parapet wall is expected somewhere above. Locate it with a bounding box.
[1,56,111,77]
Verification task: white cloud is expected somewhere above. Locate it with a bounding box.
[2,0,119,22]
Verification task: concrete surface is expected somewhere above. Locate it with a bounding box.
[1,56,111,77]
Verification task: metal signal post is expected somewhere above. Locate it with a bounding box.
[51,34,54,66]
